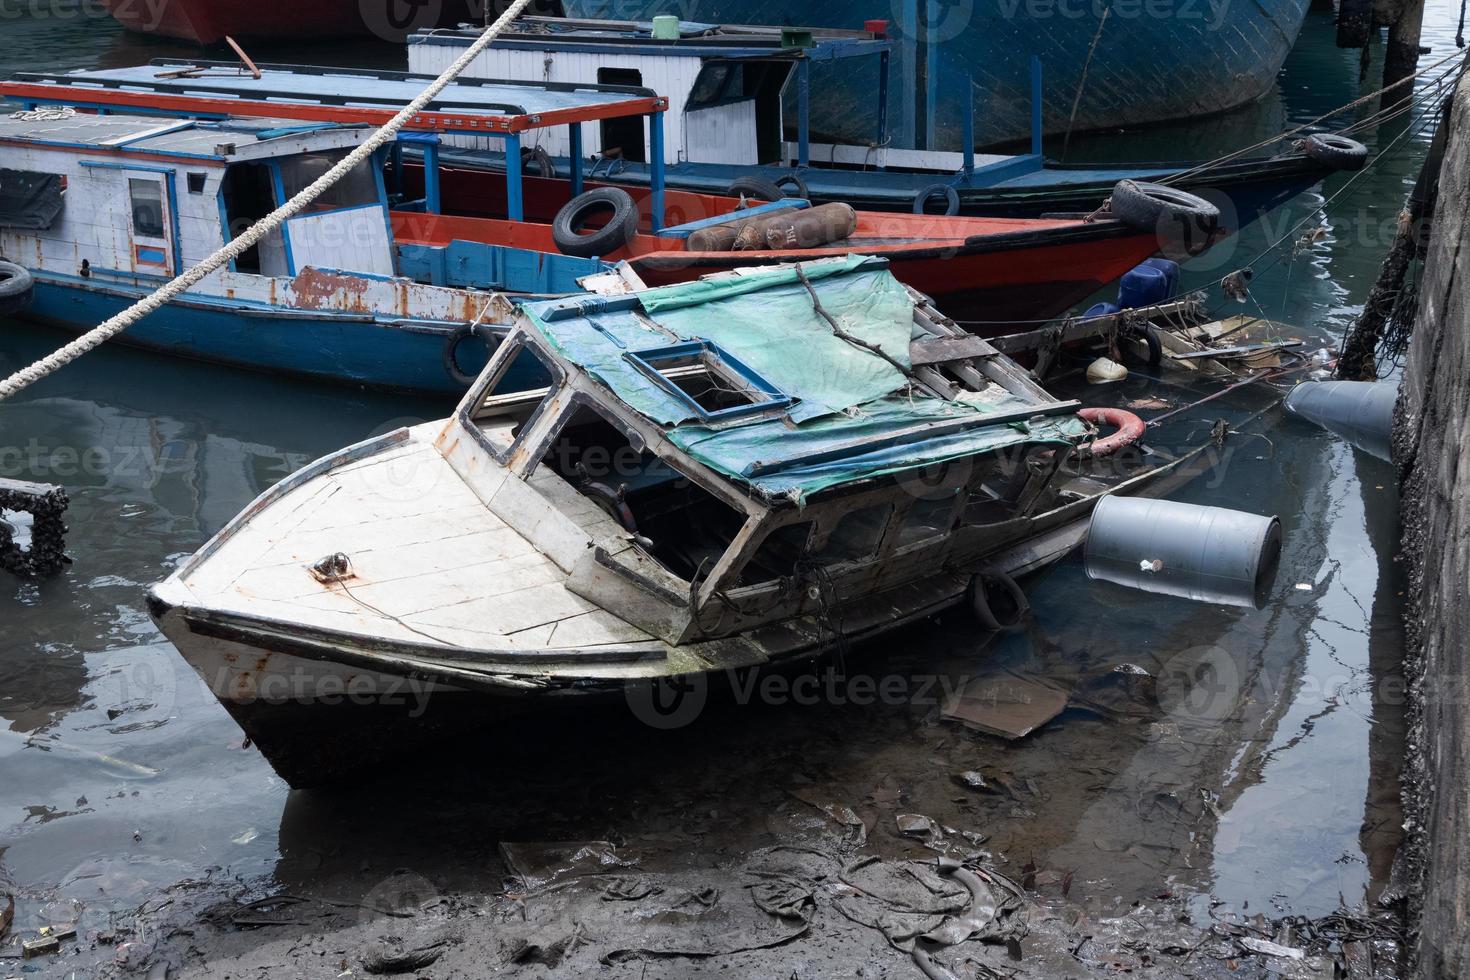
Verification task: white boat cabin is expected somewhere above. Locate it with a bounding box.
[0,111,398,284]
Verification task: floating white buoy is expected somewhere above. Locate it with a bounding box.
[1086,357,1128,384]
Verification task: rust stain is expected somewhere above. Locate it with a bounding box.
[292,267,371,312]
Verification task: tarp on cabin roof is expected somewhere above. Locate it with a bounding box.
[522,258,1087,502]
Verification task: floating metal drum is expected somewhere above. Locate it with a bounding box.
[1084,496,1283,609]
[1284,380,1397,463]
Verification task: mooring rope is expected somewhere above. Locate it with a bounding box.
[1160,47,1469,187]
[0,0,535,403]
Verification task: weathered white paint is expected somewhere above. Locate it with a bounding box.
[286,206,395,278]
[0,115,508,326]
[685,101,760,166]
[408,41,765,166]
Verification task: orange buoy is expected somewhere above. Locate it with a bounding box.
[1078,407,1146,457]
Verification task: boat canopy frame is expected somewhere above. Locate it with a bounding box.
[0,60,675,229]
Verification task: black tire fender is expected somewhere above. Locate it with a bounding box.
[913,183,961,216]
[1304,133,1369,172]
[552,187,639,259]
[442,323,501,388]
[0,259,34,300]
[774,173,810,200]
[1109,180,1220,256]
[968,568,1030,632]
[726,176,787,205]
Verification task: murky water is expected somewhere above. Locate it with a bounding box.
[0,3,1458,975]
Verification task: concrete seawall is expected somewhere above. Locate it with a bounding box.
[1396,70,1470,979]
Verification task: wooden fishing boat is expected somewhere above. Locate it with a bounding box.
[4,62,1219,328]
[147,256,1246,787]
[0,87,675,395]
[98,0,494,44]
[410,18,1361,221]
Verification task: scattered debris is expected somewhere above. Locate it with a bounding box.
[22,935,60,958]
[940,673,1069,739]
[896,813,943,841]
[499,841,636,892]
[1240,936,1307,960]
[1086,356,1129,383]
[361,938,450,974]
[788,789,869,847]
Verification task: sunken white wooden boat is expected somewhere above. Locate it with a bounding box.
[148,256,1215,787]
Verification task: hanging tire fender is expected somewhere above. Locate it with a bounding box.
[1303,133,1369,172]
[913,183,961,216]
[774,173,810,200]
[0,259,34,317]
[726,176,787,204]
[1109,180,1220,239]
[0,259,34,300]
[968,569,1030,632]
[443,322,501,388]
[552,188,639,258]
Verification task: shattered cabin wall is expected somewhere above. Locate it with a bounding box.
[1395,70,1470,980]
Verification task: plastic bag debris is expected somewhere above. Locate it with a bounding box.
[499,841,637,892]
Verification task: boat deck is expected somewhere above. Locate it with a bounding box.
[177,428,654,652]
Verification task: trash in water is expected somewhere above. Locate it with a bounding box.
[940,673,1069,739]
[499,841,637,893]
[1086,356,1128,383]
[230,828,259,845]
[22,936,61,958]
[1239,936,1307,959]
[1128,396,1171,410]
[896,813,943,840]
[788,788,869,847]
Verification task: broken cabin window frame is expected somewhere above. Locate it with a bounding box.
[623,340,795,424]
[458,330,566,467]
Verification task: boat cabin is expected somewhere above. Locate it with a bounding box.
[409,17,1045,181]
[450,255,1088,644]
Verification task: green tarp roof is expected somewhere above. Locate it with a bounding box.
[522,258,1084,502]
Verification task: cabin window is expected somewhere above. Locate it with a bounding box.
[626,342,792,423]
[814,504,892,564]
[893,492,961,549]
[597,68,647,164]
[128,179,166,238]
[186,172,208,194]
[736,521,814,587]
[0,168,64,230]
[277,151,379,213]
[541,398,747,582]
[470,338,560,456]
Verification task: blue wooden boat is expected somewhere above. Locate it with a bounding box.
[554,1,1313,150]
[403,19,1353,225]
[0,80,677,396]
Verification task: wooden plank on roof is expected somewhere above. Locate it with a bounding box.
[909,334,998,367]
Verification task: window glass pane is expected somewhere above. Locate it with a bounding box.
[688,64,733,108]
[815,505,891,563]
[278,151,379,212]
[128,179,165,237]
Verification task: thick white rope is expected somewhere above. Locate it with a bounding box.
[0,0,534,402]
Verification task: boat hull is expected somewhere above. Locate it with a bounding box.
[99,0,485,44]
[20,275,495,397]
[561,0,1313,148]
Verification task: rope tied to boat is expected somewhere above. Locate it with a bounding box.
[0,0,537,403]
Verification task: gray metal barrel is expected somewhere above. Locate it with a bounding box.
[1284,380,1397,462]
[1084,495,1283,609]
